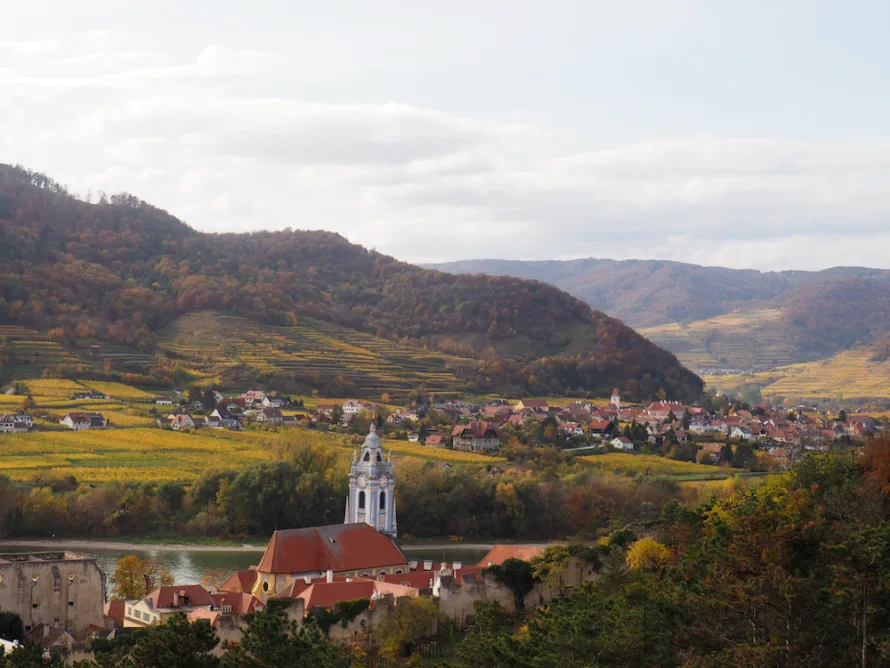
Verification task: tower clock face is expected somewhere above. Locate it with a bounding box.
[357,473,369,488]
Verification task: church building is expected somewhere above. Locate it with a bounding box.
[344,424,397,538]
[248,425,406,603]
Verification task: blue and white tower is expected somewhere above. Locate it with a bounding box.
[344,424,397,538]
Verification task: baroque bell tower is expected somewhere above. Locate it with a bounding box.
[344,424,397,537]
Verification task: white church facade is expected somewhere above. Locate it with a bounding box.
[344,424,397,538]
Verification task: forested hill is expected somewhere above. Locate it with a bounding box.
[0,164,701,400]
[427,258,890,329]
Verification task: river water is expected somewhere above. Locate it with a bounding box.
[0,544,488,594]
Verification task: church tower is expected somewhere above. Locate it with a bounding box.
[344,424,397,538]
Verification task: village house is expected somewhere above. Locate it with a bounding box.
[452,421,500,453]
[166,414,195,431]
[646,401,688,422]
[208,406,241,430]
[73,390,108,401]
[240,390,267,407]
[60,413,106,430]
[0,414,31,433]
[124,585,213,628]
[424,433,444,448]
[261,394,288,408]
[153,397,174,406]
[256,408,284,424]
[342,399,367,416]
[513,399,548,412]
[588,419,612,438]
[386,409,419,425]
[610,436,634,451]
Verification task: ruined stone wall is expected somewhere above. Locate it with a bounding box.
[0,555,105,633]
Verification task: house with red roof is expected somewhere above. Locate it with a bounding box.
[124,585,213,628]
[452,421,500,453]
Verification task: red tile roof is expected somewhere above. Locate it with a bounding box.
[187,608,221,627]
[211,593,265,616]
[478,545,545,567]
[452,421,498,439]
[256,524,407,575]
[297,580,418,610]
[219,569,257,595]
[104,599,126,627]
[145,585,213,609]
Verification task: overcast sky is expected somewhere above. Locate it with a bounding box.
[2,1,889,271]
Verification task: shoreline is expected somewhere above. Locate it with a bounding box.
[0,538,511,553]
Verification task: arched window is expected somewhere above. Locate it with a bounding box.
[363,452,370,462]
[380,491,386,510]
[376,452,382,462]
[358,491,366,510]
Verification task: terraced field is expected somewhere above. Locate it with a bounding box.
[704,348,890,400]
[639,309,798,372]
[158,312,476,397]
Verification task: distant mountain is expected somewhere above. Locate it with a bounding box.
[428,258,890,378]
[0,164,701,401]
[427,258,890,328]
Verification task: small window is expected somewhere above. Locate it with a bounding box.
[222,605,232,613]
[363,452,370,462]
[68,601,74,607]
[262,581,269,592]
[376,452,382,462]
[380,491,386,510]
[32,603,38,609]
[25,625,31,632]
[127,607,132,616]
[358,491,366,510]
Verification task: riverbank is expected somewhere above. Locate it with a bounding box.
[0,538,518,553]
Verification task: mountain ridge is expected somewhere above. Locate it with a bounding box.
[0,164,701,401]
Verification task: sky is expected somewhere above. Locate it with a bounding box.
[2,0,889,271]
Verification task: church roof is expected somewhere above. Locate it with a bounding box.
[256,524,407,575]
[363,424,381,449]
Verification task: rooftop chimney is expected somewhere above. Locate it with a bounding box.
[453,561,462,570]
[423,560,433,571]
[326,569,333,584]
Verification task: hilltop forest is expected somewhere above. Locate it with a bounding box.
[0,164,701,401]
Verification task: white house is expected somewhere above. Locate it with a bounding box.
[61,413,97,430]
[730,426,754,440]
[342,400,367,415]
[0,414,30,433]
[261,395,288,408]
[167,414,195,431]
[256,408,284,424]
[154,397,174,406]
[610,436,634,451]
[240,391,267,407]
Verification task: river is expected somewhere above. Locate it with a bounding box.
[0,543,489,594]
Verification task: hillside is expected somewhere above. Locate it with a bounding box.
[0,164,701,401]
[427,258,890,329]
[430,257,890,385]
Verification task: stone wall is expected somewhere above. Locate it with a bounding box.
[0,553,105,633]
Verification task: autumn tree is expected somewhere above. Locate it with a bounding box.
[110,556,174,600]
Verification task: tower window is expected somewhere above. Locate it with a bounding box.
[363,452,370,462]
[380,492,386,510]
[376,452,382,462]
[358,491,366,510]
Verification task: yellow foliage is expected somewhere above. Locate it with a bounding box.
[580,453,722,476]
[626,537,672,571]
[82,381,154,400]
